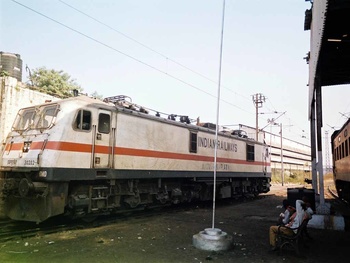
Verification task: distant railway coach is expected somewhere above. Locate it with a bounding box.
[332,118,350,202]
[1,95,271,223]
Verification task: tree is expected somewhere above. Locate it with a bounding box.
[29,67,83,98]
[0,70,9,77]
[90,91,104,100]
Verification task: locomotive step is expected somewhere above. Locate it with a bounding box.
[91,197,108,200]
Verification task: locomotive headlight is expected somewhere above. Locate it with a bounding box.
[39,170,47,178]
[22,141,32,153]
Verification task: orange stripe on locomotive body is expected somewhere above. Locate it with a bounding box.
[2,140,269,168]
[30,141,45,149]
[45,141,93,153]
[4,142,22,151]
[6,141,93,153]
[114,146,268,166]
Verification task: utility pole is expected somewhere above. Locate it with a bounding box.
[267,118,284,186]
[252,93,266,141]
[324,130,331,174]
[280,123,284,186]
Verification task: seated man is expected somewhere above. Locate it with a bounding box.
[269,197,312,251]
[302,196,314,219]
[277,199,296,226]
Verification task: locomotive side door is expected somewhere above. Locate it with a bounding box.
[92,109,112,168]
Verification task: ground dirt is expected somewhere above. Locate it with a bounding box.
[1,182,350,263]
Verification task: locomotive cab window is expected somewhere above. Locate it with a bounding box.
[37,105,58,129]
[98,113,110,134]
[13,108,36,131]
[189,132,198,153]
[246,144,255,161]
[75,110,92,131]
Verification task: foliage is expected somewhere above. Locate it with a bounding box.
[0,70,9,77]
[28,67,82,98]
[90,91,104,100]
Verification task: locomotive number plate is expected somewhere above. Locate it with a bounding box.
[7,159,17,165]
[24,159,36,166]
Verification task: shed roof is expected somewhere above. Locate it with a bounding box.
[307,0,350,115]
[318,0,350,86]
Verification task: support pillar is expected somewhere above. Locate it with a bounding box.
[310,95,318,193]
[315,78,330,214]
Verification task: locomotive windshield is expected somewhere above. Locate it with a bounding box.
[37,105,58,129]
[12,104,59,132]
[12,108,36,131]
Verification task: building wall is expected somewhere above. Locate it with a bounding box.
[267,131,311,171]
[0,77,59,145]
[239,124,311,172]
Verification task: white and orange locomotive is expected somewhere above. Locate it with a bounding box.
[1,95,270,223]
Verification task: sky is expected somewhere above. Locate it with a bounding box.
[1,0,350,145]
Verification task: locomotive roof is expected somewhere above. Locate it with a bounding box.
[27,95,263,145]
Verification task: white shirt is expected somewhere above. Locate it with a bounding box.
[289,200,306,233]
[281,209,292,224]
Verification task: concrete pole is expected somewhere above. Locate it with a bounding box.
[252,93,266,142]
[255,93,259,141]
[316,83,325,206]
[280,123,284,186]
[310,96,318,194]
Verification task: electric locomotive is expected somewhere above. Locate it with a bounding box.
[1,95,271,223]
[331,118,350,202]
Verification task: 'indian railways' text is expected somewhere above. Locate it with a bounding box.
[198,137,237,152]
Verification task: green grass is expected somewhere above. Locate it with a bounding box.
[271,169,311,184]
[271,169,334,185]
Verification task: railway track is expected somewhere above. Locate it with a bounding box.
[326,181,349,206]
[0,194,261,243]
[0,206,167,243]
[328,184,339,199]
[0,217,83,243]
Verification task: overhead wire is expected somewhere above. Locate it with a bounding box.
[58,0,251,102]
[259,97,309,143]
[279,112,310,141]
[10,1,315,140]
[11,0,254,116]
[13,0,301,131]
[266,95,308,139]
[266,97,278,113]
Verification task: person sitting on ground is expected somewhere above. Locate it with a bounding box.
[269,198,312,251]
[277,199,296,226]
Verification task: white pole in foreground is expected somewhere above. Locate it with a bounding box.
[212,0,226,230]
[193,0,233,251]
